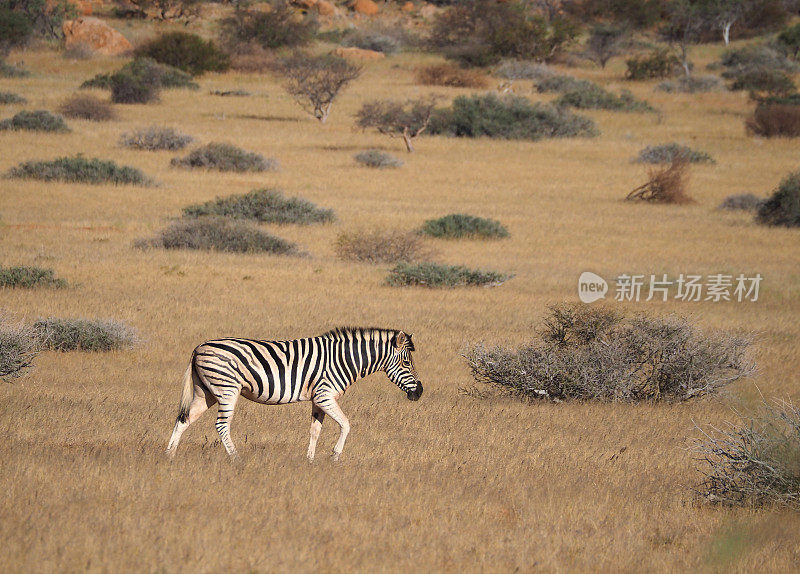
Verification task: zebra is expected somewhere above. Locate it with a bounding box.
[165,327,423,462]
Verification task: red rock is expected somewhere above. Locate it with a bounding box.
[62,17,133,56]
[401,1,415,12]
[351,0,379,15]
[316,0,338,16]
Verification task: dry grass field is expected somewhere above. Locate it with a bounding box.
[1,30,799,573]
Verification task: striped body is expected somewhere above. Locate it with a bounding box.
[166,327,423,461]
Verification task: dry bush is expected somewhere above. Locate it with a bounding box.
[636,143,714,164]
[227,48,276,73]
[0,313,38,380]
[414,64,488,88]
[719,193,765,212]
[355,98,437,152]
[33,318,137,352]
[493,60,553,81]
[746,102,800,137]
[335,229,427,264]
[171,143,278,172]
[278,53,361,123]
[0,91,25,104]
[182,188,334,224]
[0,266,66,289]
[62,43,93,60]
[57,93,115,121]
[119,125,194,151]
[694,399,800,508]
[627,158,693,204]
[353,149,402,169]
[386,262,511,288]
[465,304,755,403]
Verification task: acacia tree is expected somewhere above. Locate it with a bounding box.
[698,0,746,44]
[279,53,361,123]
[355,98,438,152]
[584,23,627,69]
[663,0,705,78]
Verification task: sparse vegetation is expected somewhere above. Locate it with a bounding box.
[355,98,437,152]
[353,149,402,169]
[0,61,29,77]
[555,83,653,112]
[756,170,800,227]
[493,60,553,81]
[415,64,487,89]
[746,99,800,137]
[140,216,300,254]
[182,188,334,224]
[429,93,598,140]
[33,318,138,352]
[0,266,66,288]
[335,229,426,264]
[627,158,692,204]
[534,74,593,93]
[465,304,754,402]
[278,53,361,123]
[656,74,726,93]
[421,214,508,239]
[694,399,800,508]
[119,125,194,151]
[719,193,765,212]
[0,109,69,132]
[8,156,152,186]
[57,93,115,121]
[0,313,38,380]
[82,58,198,91]
[0,91,25,104]
[171,143,277,172]
[341,28,401,55]
[219,1,317,53]
[625,48,680,80]
[387,262,511,288]
[636,143,715,164]
[719,45,798,96]
[134,31,229,76]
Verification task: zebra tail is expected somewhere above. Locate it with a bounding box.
[177,360,194,423]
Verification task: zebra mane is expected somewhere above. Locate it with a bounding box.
[322,326,399,340]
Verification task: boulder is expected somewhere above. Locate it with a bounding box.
[351,0,379,15]
[332,47,385,61]
[62,17,133,56]
[401,1,415,12]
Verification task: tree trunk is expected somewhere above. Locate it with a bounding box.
[723,22,731,46]
[402,131,414,153]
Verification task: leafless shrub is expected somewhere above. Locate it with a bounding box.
[57,93,116,121]
[355,97,437,152]
[465,304,755,403]
[33,318,138,352]
[335,229,428,264]
[627,158,693,204]
[278,53,361,123]
[693,399,800,508]
[415,63,488,88]
[120,125,194,151]
[0,313,39,380]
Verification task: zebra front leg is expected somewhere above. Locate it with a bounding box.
[317,397,350,462]
[307,404,325,462]
[215,392,241,461]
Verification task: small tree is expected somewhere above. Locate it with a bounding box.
[355,98,437,152]
[0,7,32,58]
[279,53,361,123]
[702,0,745,45]
[776,22,800,61]
[584,23,627,69]
[663,0,705,78]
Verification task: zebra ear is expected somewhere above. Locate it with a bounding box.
[393,331,406,350]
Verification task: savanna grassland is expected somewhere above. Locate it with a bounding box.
[1,20,800,573]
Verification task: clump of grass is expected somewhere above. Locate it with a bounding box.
[387,262,511,288]
[57,93,116,121]
[0,313,38,380]
[0,92,25,104]
[656,75,726,93]
[756,170,800,228]
[7,156,153,186]
[494,60,553,81]
[0,61,30,78]
[0,266,67,289]
[694,399,800,508]
[719,193,765,212]
[33,318,138,352]
[626,158,693,204]
[335,229,427,264]
[354,149,402,169]
[209,89,250,97]
[119,125,194,151]
[636,143,715,164]
[534,74,594,93]
[140,217,300,255]
[429,93,598,140]
[171,143,278,172]
[555,83,654,112]
[182,188,334,224]
[421,214,509,239]
[415,63,488,88]
[0,110,69,132]
[465,304,754,402]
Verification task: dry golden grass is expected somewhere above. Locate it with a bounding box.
[1,37,799,573]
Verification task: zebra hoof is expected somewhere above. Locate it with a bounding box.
[331,452,341,462]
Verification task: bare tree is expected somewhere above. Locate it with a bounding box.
[355,98,438,152]
[279,53,361,123]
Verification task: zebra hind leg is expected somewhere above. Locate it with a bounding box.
[166,384,216,458]
[307,404,325,463]
[214,392,241,461]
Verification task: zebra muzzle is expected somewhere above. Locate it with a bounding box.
[406,382,423,401]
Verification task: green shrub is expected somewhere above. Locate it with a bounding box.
[0,91,25,104]
[8,156,152,185]
[119,125,194,150]
[341,29,401,55]
[730,68,796,96]
[335,229,426,264]
[534,74,594,93]
[219,1,317,52]
[33,318,137,352]
[429,93,598,140]
[625,48,679,80]
[0,266,67,288]
[421,213,509,239]
[110,70,159,104]
[656,75,726,93]
[0,7,32,56]
[756,170,800,227]
[776,22,800,61]
[0,61,30,78]
[81,57,199,101]
[0,109,69,132]
[57,93,115,121]
[0,314,38,380]
[387,262,511,288]
[141,216,300,254]
[182,188,334,224]
[636,143,714,164]
[746,100,800,137]
[171,143,278,172]
[555,83,653,112]
[719,193,764,212]
[354,149,403,169]
[720,45,798,96]
[135,31,229,76]
[465,304,754,402]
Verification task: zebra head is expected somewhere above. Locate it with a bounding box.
[386,331,423,401]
